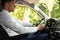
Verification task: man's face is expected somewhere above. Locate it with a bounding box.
[8,1,15,12]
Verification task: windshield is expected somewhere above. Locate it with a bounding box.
[36,0,60,20]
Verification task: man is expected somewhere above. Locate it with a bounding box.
[0,0,48,40]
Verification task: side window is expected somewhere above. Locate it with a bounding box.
[11,5,42,26]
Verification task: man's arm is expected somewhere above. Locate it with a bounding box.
[17,20,32,27]
[0,12,38,34]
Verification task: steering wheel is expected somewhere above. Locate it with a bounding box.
[44,18,60,40]
[33,18,60,40]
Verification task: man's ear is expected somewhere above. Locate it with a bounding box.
[4,2,10,8]
[5,3,8,6]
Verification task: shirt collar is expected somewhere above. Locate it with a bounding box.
[2,9,10,14]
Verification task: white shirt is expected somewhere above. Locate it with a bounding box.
[0,9,38,36]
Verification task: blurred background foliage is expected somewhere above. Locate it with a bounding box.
[51,0,60,19]
[38,3,49,16]
[11,0,60,26]
[38,0,60,19]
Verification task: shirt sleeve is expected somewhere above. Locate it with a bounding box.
[0,12,38,34]
[17,20,32,27]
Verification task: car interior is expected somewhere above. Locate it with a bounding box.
[0,0,60,40]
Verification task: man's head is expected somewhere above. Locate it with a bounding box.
[1,0,15,12]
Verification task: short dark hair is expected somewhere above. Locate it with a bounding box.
[1,0,14,9]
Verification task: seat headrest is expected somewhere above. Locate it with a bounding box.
[0,0,2,12]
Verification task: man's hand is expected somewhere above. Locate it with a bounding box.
[37,24,45,31]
